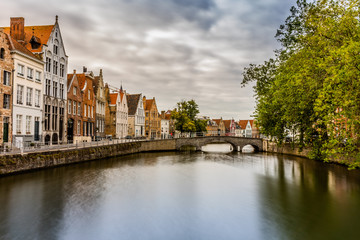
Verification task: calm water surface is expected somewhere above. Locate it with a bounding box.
[1,150,360,240]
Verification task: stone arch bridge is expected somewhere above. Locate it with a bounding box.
[175,136,263,152]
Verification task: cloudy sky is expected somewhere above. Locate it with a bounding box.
[1,0,295,119]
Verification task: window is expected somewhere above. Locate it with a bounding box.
[27,68,33,80]
[3,71,10,86]
[3,94,10,109]
[84,104,87,117]
[46,57,51,72]
[53,60,58,75]
[35,90,41,107]
[26,87,33,106]
[88,105,91,118]
[78,102,81,116]
[68,100,71,114]
[45,104,51,131]
[26,116,31,134]
[88,89,91,100]
[53,81,58,98]
[46,79,51,95]
[77,120,81,135]
[16,115,22,134]
[73,101,76,115]
[60,63,65,77]
[92,106,94,118]
[0,48,4,59]
[17,85,24,104]
[17,64,24,77]
[60,83,64,99]
[35,71,41,82]
[53,44,58,55]
[73,87,77,95]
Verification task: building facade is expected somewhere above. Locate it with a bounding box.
[213,118,226,136]
[94,69,106,140]
[116,88,128,138]
[143,96,161,139]
[4,16,69,145]
[7,34,44,148]
[0,29,13,146]
[160,111,170,139]
[78,69,96,141]
[66,71,83,143]
[127,93,145,138]
[224,119,236,136]
[105,86,128,139]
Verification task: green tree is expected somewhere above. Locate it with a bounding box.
[242,0,360,167]
[171,100,207,133]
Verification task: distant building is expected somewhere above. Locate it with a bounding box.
[77,68,96,141]
[164,110,175,137]
[239,120,260,138]
[213,118,225,136]
[127,93,145,138]
[105,85,128,139]
[143,96,160,139]
[160,111,170,139]
[0,29,13,146]
[94,69,106,140]
[223,119,236,136]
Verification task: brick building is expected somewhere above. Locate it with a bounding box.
[94,69,106,140]
[213,118,226,136]
[77,68,96,141]
[143,96,161,139]
[0,29,13,146]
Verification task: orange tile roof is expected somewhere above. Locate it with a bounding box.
[76,73,86,90]
[6,34,39,60]
[212,119,222,126]
[239,120,255,129]
[3,25,54,53]
[145,99,154,111]
[109,93,118,105]
[223,120,231,129]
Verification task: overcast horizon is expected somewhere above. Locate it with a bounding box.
[1,0,296,120]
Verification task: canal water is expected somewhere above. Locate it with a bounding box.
[1,150,360,240]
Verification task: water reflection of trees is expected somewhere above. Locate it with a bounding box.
[258,154,360,240]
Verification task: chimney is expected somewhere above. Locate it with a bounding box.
[100,69,103,76]
[83,66,87,73]
[73,69,76,74]
[10,17,25,42]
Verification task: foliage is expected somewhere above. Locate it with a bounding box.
[171,100,207,133]
[242,0,360,167]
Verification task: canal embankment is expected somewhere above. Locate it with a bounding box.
[0,140,176,176]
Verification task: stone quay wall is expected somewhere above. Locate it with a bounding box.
[0,140,176,176]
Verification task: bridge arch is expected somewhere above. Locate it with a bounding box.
[175,136,263,152]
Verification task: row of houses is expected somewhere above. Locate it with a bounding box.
[0,16,259,148]
[201,117,260,138]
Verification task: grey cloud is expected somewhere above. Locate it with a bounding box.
[1,0,297,119]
